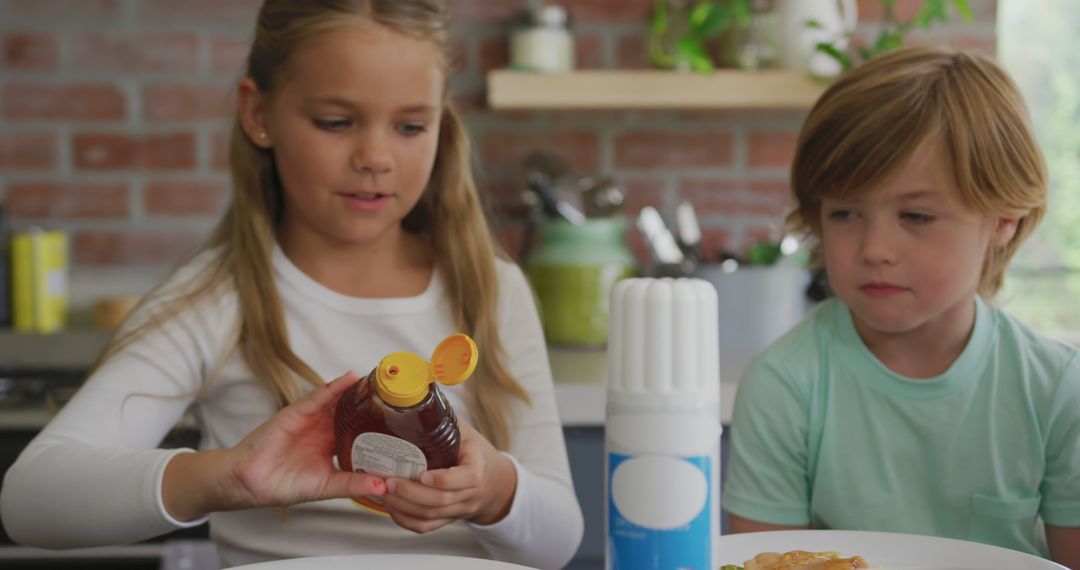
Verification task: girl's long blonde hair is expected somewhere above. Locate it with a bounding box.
[787,45,1047,298]
[97,0,529,450]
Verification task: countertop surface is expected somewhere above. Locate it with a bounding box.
[0,330,749,429]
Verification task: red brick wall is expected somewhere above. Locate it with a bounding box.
[0,0,997,272]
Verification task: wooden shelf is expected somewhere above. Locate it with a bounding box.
[486,69,828,110]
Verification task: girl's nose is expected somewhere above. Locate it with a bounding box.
[351,131,392,176]
[859,220,899,265]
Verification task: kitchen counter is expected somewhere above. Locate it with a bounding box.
[0,330,751,429]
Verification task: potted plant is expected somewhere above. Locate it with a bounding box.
[649,0,751,72]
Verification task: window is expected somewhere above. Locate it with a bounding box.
[998,1,1080,344]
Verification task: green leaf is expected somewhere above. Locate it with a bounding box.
[648,34,678,69]
[676,36,715,73]
[912,0,949,28]
[805,18,825,30]
[951,0,974,22]
[911,5,934,28]
[676,36,707,57]
[880,0,895,7]
[748,242,783,266]
[932,0,950,22]
[648,2,677,68]
[690,54,715,73]
[815,42,854,71]
[872,31,903,55]
[689,1,731,38]
[731,0,751,27]
[649,1,669,36]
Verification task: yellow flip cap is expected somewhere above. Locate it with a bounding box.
[374,334,478,408]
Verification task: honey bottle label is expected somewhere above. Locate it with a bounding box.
[351,432,428,480]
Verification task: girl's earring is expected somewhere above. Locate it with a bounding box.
[259,132,268,141]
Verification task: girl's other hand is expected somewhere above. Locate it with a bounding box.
[381,421,518,534]
[224,371,387,509]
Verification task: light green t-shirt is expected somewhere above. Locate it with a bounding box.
[723,297,1080,557]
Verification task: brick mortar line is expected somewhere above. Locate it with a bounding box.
[196,31,212,77]
[598,29,617,68]
[4,117,805,131]
[122,79,140,127]
[63,119,237,131]
[56,123,72,175]
[463,33,480,75]
[0,72,242,82]
[0,22,255,33]
[604,168,763,178]
[3,123,208,133]
[130,176,145,222]
[661,176,678,214]
[743,167,794,177]
[698,212,788,225]
[2,220,215,234]
[472,121,760,134]
[195,125,220,174]
[470,115,805,130]
[599,129,614,173]
[731,126,748,175]
[2,172,226,182]
[121,0,137,26]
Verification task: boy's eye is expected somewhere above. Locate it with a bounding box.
[901,211,934,224]
[313,118,350,132]
[826,209,855,221]
[396,123,427,136]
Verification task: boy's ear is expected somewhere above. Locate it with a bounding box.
[992,217,1020,248]
[237,78,272,149]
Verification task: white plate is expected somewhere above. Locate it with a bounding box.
[229,554,538,570]
[718,530,1066,569]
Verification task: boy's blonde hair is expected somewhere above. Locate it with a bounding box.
[98,0,528,450]
[787,45,1047,298]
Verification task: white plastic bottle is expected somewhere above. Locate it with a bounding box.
[605,278,720,570]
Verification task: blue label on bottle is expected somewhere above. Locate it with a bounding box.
[607,452,712,570]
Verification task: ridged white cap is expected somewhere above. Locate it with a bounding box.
[606,278,719,408]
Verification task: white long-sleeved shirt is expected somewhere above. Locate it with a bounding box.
[1,247,584,569]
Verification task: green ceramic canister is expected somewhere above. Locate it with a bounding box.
[526,218,636,346]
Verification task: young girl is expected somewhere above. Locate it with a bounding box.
[722,46,1080,568]
[0,1,583,568]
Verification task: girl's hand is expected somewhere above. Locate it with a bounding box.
[381,421,518,534]
[223,371,386,509]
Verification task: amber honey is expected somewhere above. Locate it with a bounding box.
[333,334,477,514]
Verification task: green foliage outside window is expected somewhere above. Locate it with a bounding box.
[998,0,1080,341]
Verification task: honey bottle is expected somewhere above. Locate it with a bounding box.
[334,333,478,514]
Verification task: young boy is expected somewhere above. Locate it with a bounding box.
[722,45,1080,569]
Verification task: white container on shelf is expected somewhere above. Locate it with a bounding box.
[605,278,720,570]
[509,4,575,73]
[776,0,857,77]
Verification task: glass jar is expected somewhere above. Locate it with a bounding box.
[728,0,781,70]
[509,4,575,73]
[648,0,695,71]
[526,218,636,346]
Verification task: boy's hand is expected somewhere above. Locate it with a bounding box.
[381,421,518,534]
